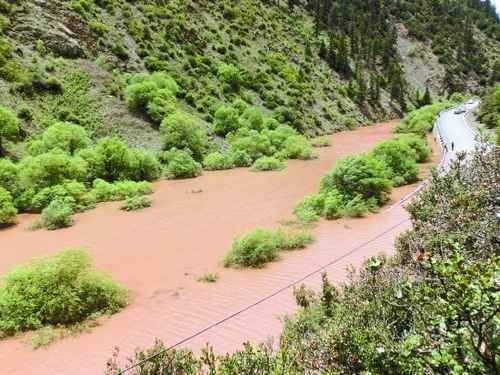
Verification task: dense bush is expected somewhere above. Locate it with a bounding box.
[30,181,94,212]
[27,122,90,156]
[393,133,431,162]
[160,111,208,161]
[0,186,17,226]
[38,199,74,230]
[203,152,234,170]
[371,139,419,186]
[78,137,161,182]
[90,179,152,202]
[19,150,87,191]
[0,249,128,337]
[163,149,202,179]
[251,156,284,171]
[0,158,19,197]
[224,227,313,268]
[125,72,178,123]
[321,154,392,205]
[395,102,452,135]
[0,105,20,156]
[214,105,240,136]
[227,124,312,165]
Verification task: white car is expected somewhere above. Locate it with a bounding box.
[454,107,466,114]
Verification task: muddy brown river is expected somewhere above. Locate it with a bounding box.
[0,121,436,374]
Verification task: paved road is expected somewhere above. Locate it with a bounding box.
[435,100,480,165]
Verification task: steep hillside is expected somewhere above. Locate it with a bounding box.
[0,0,498,153]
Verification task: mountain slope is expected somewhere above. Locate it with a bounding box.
[0,0,498,151]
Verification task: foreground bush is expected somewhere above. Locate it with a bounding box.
[224,227,313,268]
[0,249,128,337]
[0,186,16,226]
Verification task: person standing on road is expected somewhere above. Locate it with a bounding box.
[451,141,455,151]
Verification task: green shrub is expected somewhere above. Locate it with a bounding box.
[393,133,431,162]
[90,179,152,202]
[214,105,240,136]
[29,122,90,155]
[19,150,87,191]
[30,181,94,212]
[0,186,17,226]
[228,149,252,167]
[238,107,264,131]
[125,72,178,123]
[203,152,234,170]
[371,139,419,186]
[293,193,325,223]
[224,227,313,268]
[341,195,371,217]
[0,249,128,337]
[224,228,283,268]
[0,158,19,197]
[120,196,152,211]
[321,154,392,205]
[282,135,314,160]
[310,136,331,147]
[38,199,74,230]
[217,63,242,91]
[251,156,285,171]
[279,228,314,250]
[160,111,208,161]
[322,190,344,220]
[395,102,451,136]
[164,149,202,179]
[127,149,162,181]
[0,105,20,156]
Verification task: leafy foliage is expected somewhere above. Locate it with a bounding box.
[160,111,208,162]
[163,149,202,179]
[0,249,128,338]
[0,186,16,226]
[0,105,19,156]
[224,227,313,268]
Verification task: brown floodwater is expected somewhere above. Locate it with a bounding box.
[0,121,435,374]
